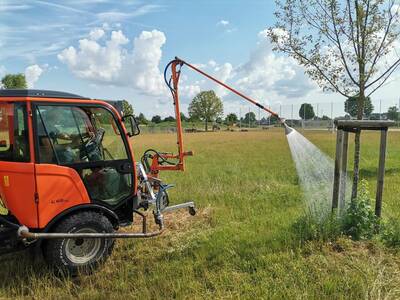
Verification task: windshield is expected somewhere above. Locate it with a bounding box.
[36,105,128,164]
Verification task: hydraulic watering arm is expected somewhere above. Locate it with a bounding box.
[144,57,282,176]
[169,57,281,118]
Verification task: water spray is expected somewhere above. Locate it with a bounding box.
[283,122,294,135]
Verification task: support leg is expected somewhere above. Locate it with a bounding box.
[375,129,388,218]
[332,129,344,211]
[339,131,349,211]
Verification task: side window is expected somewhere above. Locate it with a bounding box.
[0,103,30,162]
[36,106,95,164]
[36,105,128,164]
[91,107,128,160]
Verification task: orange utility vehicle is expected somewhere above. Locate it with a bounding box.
[0,87,195,274]
[0,57,280,274]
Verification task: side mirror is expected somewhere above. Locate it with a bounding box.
[122,115,140,137]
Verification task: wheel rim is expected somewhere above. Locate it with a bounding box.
[64,228,102,265]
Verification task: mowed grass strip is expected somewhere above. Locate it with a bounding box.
[1,129,400,299]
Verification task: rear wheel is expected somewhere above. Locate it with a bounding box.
[43,211,115,276]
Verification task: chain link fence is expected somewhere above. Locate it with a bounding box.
[236,98,400,130]
[139,99,400,134]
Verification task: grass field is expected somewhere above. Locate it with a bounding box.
[1,129,400,299]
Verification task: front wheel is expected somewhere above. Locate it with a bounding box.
[43,211,115,275]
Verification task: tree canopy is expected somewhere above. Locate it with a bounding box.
[164,116,175,122]
[1,74,27,89]
[387,106,399,121]
[180,112,188,122]
[243,112,256,126]
[299,103,315,120]
[188,90,223,131]
[137,113,148,125]
[225,113,238,125]
[151,115,162,124]
[345,96,374,118]
[122,100,134,116]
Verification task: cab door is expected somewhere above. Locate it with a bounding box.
[0,102,37,228]
[33,104,135,227]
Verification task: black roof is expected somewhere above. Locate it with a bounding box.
[0,89,89,99]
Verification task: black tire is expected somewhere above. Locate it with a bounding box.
[43,211,115,276]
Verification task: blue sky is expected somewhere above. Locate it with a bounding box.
[0,0,399,118]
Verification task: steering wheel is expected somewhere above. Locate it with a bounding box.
[80,128,105,161]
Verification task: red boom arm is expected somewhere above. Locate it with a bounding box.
[149,57,281,176]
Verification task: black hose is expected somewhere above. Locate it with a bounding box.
[141,149,177,173]
[163,60,176,92]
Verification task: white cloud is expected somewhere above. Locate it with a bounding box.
[89,28,105,40]
[173,28,316,116]
[0,66,6,88]
[25,64,44,88]
[208,60,217,67]
[235,28,316,100]
[216,20,236,33]
[32,0,88,14]
[217,20,229,27]
[126,29,167,95]
[183,28,315,108]
[96,5,162,22]
[180,84,201,99]
[213,63,234,97]
[58,29,168,96]
[102,22,111,30]
[97,11,132,22]
[0,66,6,78]
[0,4,31,12]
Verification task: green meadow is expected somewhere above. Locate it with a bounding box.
[1,129,400,299]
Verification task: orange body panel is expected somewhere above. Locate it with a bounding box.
[0,162,37,227]
[35,164,90,228]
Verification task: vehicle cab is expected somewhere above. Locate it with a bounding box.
[0,89,138,229]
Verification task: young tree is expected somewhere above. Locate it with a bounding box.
[151,115,162,124]
[345,96,374,118]
[267,114,280,125]
[163,116,175,122]
[1,74,27,89]
[215,117,223,124]
[269,0,400,200]
[180,112,188,122]
[137,113,148,125]
[225,113,238,125]
[299,103,315,120]
[189,90,223,131]
[387,106,399,121]
[243,112,256,127]
[122,100,134,116]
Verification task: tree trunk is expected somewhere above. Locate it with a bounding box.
[205,119,208,132]
[351,86,365,201]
